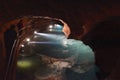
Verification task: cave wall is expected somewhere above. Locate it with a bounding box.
[0,0,120,80]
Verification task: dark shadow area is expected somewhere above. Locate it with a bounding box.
[4,25,17,62]
[82,16,120,80]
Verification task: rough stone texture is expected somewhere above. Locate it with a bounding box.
[0,0,120,80]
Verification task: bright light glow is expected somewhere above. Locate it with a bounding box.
[26,38,30,42]
[17,60,32,68]
[35,32,66,41]
[35,33,48,36]
[49,25,53,29]
[48,24,63,32]
[35,33,57,39]
[54,24,62,28]
[34,31,37,34]
[28,41,57,44]
[54,24,59,26]
[21,44,24,47]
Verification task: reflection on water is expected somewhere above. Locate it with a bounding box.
[15,16,96,80]
[16,55,62,80]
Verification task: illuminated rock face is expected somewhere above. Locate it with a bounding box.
[9,16,96,80]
